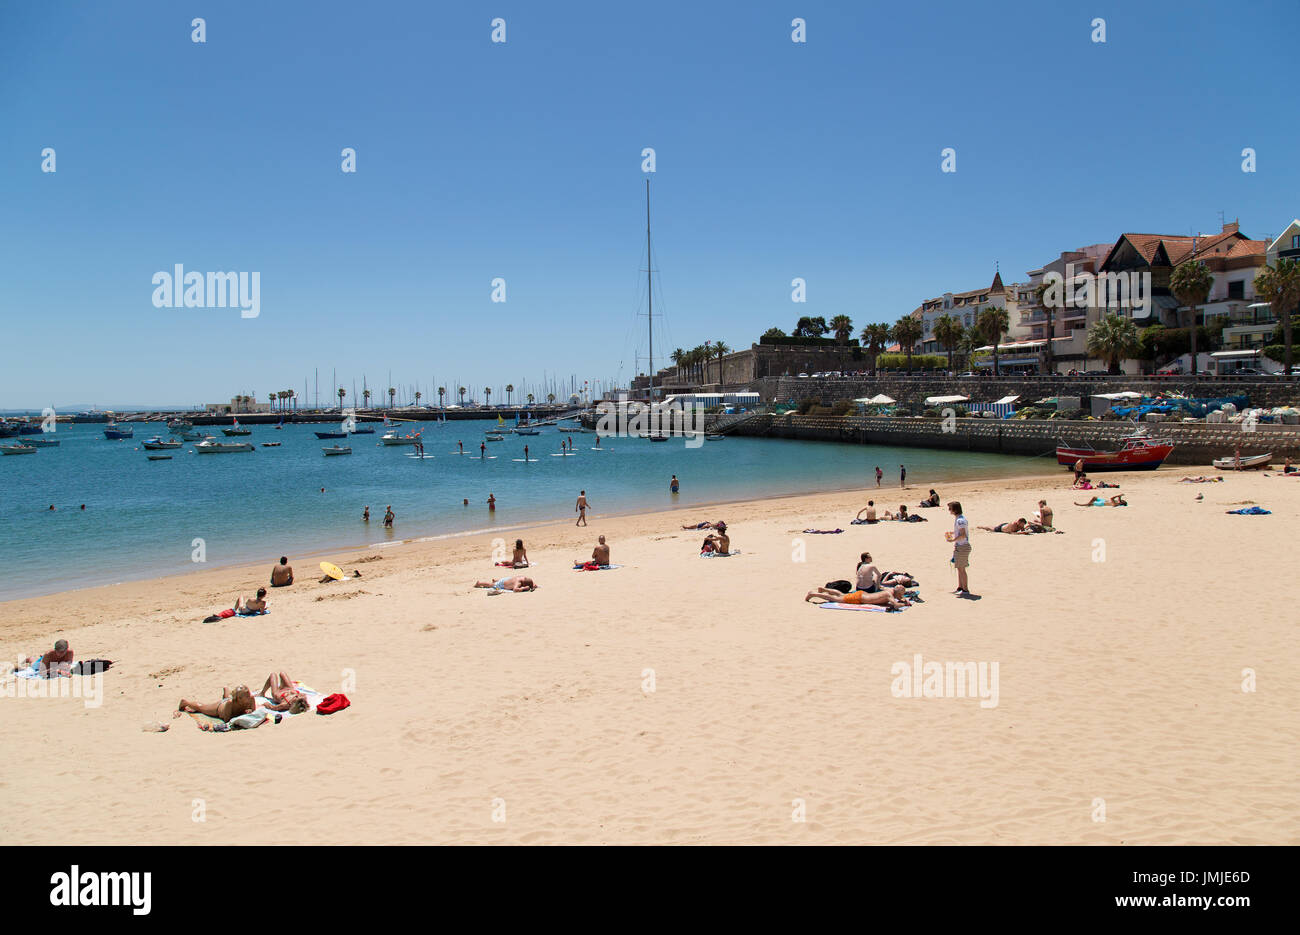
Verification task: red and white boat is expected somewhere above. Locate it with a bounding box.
[1057,434,1174,472]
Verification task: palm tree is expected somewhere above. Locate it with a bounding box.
[692,344,708,383]
[484,387,492,408]
[829,315,853,374]
[670,348,685,379]
[976,306,1010,376]
[1171,260,1213,375]
[526,393,535,406]
[337,387,346,409]
[414,391,422,408]
[713,340,731,384]
[890,316,923,374]
[1087,313,1139,374]
[957,330,980,372]
[1033,280,1058,373]
[546,393,555,405]
[363,388,372,409]
[457,386,466,406]
[505,383,514,406]
[1255,258,1300,380]
[860,323,891,376]
[388,387,397,408]
[933,314,964,374]
[437,387,445,408]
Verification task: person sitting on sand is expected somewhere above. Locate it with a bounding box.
[591,535,610,566]
[510,539,530,567]
[703,524,730,555]
[270,556,294,587]
[235,589,268,614]
[21,639,74,677]
[855,553,881,592]
[919,489,940,508]
[978,518,1030,534]
[257,672,310,714]
[173,685,256,724]
[855,501,878,523]
[1072,476,1093,490]
[474,575,537,592]
[1285,457,1295,474]
[1036,500,1053,529]
[804,584,910,609]
[1075,494,1127,507]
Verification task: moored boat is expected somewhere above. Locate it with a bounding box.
[322,445,352,456]
[222,418,252,437]
[315,431,348,439]
[179,430,204,441]
[1056,434,1173,472]
[261,442,281,447]
[1,444,37,455]
[20,436,60,447]
[484,434,505,442]
[381,431,422,446]
[104,425,134,439]
[1213,452,1272,471]
[351,426,375,435]
[147,454,173,461]
[142,436,182,450]
[195,437,254,453]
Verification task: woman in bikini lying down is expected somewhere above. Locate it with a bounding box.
[173,685,256,723]
[978,518,1030,534]
[1075,494,1127,507]
[258,671,311,714]
[804,584,910,609]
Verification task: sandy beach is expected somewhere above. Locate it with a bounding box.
[3,468,1296,845]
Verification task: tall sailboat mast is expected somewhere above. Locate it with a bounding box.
[645,178,654,403]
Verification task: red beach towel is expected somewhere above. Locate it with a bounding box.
[315,693,351,715]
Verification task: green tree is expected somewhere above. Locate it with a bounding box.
[932,314,964,375]
[1033,280,1058,373]
[1170,260,1213,375]
[1087,313,1139,374]
[505,384,514,406]
[890,316,923,374]
[712,340,731,383]
[859,323,891,375]
[794,316,829,338]
[762,327,787,339]
[1255,258,1300,380]
[975,306,1010,376]
[829,315,853,374]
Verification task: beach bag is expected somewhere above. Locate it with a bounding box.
[825,579,853,593]
[72,659,112,675]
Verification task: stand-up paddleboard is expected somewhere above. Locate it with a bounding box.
[479,456,498,460]
[510,458,533,462]
[406,453,435,459]
[319,561,344,580]
[589,447,609,451]
[549,452,578,457]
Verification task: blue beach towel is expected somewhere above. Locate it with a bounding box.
[1226,506,1271,515]
[850,518,878,525]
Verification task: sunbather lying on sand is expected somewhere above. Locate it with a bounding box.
[173,685,256,724]
[1179,476,1224,483]
[681,521,724,530]
[979,518,1030,534]
[805,584,910,609]
[1075,494,1127,507]
[474,576,537,592]
[257,672,310,714]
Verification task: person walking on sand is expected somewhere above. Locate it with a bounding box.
[670,474,679,494]
[875,466,883,487]
[945,500,971,595]
[575,490,589,526]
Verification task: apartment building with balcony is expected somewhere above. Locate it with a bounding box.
[913,270,1031,355]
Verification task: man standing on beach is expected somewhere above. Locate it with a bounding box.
[875,466,883,487]
[900,464,906,487]
[575,490,589,526]
[946,501,970,595]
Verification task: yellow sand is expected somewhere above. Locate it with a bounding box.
[2,470,1296,844]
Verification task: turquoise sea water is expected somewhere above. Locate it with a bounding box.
[0,421,1055,600]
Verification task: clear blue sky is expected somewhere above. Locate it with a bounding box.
[2,0,1296,409]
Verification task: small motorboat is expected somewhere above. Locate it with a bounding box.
[351,426,375,435]
[1213,452,1272,471]
[381,431,422,446]
[147,454,173,461]
[260,442,281,448]
[166,419,194,432]
[20,436,60,447]
[322,445,353,456]
[180,430,204,441]
[0,423,19,438]
[0,444,37,455]
[104,426,134,439]
[222,426,252,437]
[484,434,505,442]
[17,424,45,435]
[514,428,541,436]
[315,430,349,439]
[704,434,725,441]
[142,436,182,450]
[195,437,254,453]
[648,435,669,442]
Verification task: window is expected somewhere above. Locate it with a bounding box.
[1292,234,1299,249]
[1227,280,1244,300]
